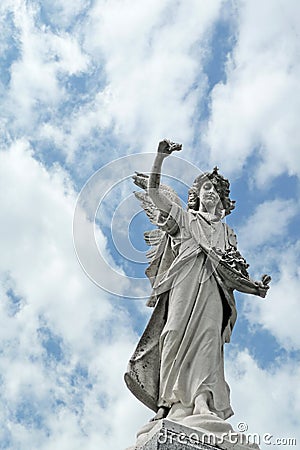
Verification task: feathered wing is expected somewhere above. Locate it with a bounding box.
[143,228,165,260]
[132,172,181,306]
[133,190,159,226]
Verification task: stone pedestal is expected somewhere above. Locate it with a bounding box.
[126,419,260,450]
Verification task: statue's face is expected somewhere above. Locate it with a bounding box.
[199,180,219,210]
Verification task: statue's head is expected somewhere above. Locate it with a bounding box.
[187,167,236,217]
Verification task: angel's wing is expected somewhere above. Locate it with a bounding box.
[133,172,181,306]
[143,229,165,259]
[132,171,181,247]
[133,171,181,207]
[133,191,159,226]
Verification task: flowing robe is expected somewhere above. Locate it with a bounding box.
[125,204,238,420]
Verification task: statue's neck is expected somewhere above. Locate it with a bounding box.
[196,210,220,223]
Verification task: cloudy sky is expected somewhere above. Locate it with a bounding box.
[0,0,299,449]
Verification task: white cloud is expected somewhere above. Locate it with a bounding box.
[0,0,222,166]
[237,198,298,251]
[243,241,300,351]
[0,140,150,449]
[226,349,300,449]
[233,197,300,352]
[82,0,223,151]
[0,0,227,166]
[40,0,90,29]
[204,0,300,183]
[232,197,300,352]
[35,0,225,162]
[5,1,89,131]
[37,88,115,164]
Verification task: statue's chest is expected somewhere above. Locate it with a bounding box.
[189,215,226,251]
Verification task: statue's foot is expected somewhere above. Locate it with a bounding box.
[194,393,217,416]
[195,405,217,416]
[149,406,170,422]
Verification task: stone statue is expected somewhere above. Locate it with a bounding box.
[125,140,270,441]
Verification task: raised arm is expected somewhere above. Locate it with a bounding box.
[148,140,182,215]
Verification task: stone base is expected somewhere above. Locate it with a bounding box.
[126,419,260,450]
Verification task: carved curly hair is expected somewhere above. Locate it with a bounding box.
[187,167,236,217]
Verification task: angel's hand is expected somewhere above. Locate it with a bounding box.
[255,283,269,298]
[157,139,182,157]
[255,274,271,298]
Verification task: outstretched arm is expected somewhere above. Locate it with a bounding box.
[148,140,181,215]
[237,274,271,298]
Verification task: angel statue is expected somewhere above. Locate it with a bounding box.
[124,140,270,440]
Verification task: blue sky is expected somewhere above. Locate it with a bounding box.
[0,1,299,449]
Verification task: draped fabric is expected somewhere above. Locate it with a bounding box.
[125,205,237,420]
